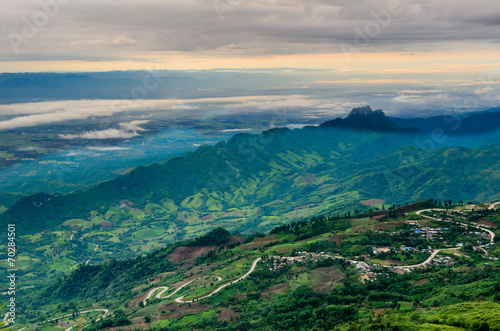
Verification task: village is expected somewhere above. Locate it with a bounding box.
[264,205,497,283]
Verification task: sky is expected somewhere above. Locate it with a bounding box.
[0,0,500,131]
[1,0,500,75]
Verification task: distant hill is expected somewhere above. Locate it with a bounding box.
[21,203,500,331]
[0,73,205,103]
[322,106,420,133]
[2,107,500,236]
[390,109,500,136]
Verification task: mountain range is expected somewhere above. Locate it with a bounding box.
[2,106,499,238]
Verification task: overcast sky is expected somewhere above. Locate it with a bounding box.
[1,0,499,73]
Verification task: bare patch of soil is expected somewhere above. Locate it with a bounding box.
[157,302,212,319]
[168,246,216,263]
[361,199,385,206]
[374,222,405,231]
[240,235,280,250]
[217,307,240,322]
[264,282,290,296]
[372,308,387,316]
[478,220,497,228]
[329,234,346,244]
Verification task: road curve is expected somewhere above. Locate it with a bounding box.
[175,258,261,304]
[64,309,112,331]
[381,247,460,269]
[417,208,495,244]
[155,287,170,299]
[415,209,447,221]
[489,201,500,210]
[45,309,109,323]
[16,309,111,331]
[143,287,169,306]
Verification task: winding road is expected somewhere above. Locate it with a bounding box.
[416,208,495,244]
[142,278,200,305]
[8,309,112,331]
[140,258,261,305]
[489,202,500,210]
[381,247,460,270]
[27,204,498,330]
[143,286,169,305]
[64,309,112,331]
[175,258,261,303]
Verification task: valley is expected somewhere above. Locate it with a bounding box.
[2,108,500,298]
[1,107,499,331]
[9,199,500,330]
[2,1,500,329]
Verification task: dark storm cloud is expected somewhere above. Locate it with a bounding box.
[0,0,499,60]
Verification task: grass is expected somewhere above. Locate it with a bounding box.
[15,255,40,270]
[132,227,166,240]
[152,309,217,329]
[145,203,168,215]
[369,258,393,266]
[49,257,77,272]
[62,218,90,228]
[289,273,311,289]
[208,283,245,306]
[413,302,500,330]
[309,266,345,286]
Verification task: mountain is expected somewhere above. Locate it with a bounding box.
[0,109,423,235]
[321,106,419,133]
[390,109,500,136]
[0,73,205,103]
[4,106,500,328]
[2,108,499,239]
[18,203,500,331]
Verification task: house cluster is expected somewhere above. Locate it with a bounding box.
[428,254,455,267]
[351,261,387,283]
[267,255,303,271]
[371,247,391,254]
[405,220,447,241]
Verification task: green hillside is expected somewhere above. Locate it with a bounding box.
[3,110,500,298]
[3,109,500,238]
[14,201,500,331]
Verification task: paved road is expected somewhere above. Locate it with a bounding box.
[142,278,199,306]
[11,309,111,331]
[175,258,261,303]
[143,286,169,306]
[155,287,170,299]
[489,202,500,210]
[64,309,112,331]
[417,208,495,244]
[381,247,460,269]
[415,209,447,221]
[45,309,109,323]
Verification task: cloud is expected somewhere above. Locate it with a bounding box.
[393,91,500,109]
[1,0,499,64]
[59,129,140,140]
[86,147,130,151]
[318,79,424,84]
[220,128,253,132]
[58,120,150,139]
[119,120,150,131]
[397,89,442,94]
[0,96,356,131]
